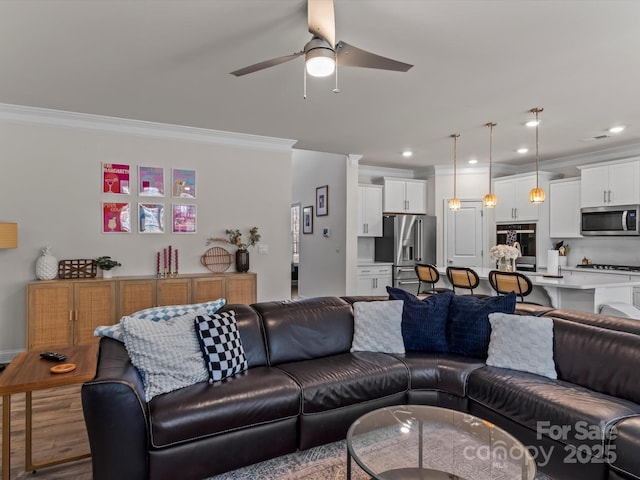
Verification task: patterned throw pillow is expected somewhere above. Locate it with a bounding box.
[447,292,516,359]
[487,312,557,379]
[195,311,248,383]
[120,309,209,401]
[94,298,226,342]
[386,286,452,353]
[350,300,405,354]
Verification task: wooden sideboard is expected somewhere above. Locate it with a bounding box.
[26,272,256,351]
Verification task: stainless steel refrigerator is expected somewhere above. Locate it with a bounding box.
[374,214,437,293]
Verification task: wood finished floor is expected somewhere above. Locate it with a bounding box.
[1,384,92,479]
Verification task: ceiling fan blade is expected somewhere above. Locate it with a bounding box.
[230,52,304,77]
[308,0,336,48]
[336,41,413,72]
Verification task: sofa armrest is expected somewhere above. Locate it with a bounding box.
[81,337,150,480]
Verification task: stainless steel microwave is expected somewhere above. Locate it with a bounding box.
[580,205,640,236]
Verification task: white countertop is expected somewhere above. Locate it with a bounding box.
[437,266,640,290]
[357,261,393,267]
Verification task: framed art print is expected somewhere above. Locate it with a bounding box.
[138,203,165,233]
[172,204,197,233]
[102,163,130,194]
[139,166,165,196]
[303,205,313,234]
[316,185,328,216]
[172,168,196,198]
[102,202,131,233]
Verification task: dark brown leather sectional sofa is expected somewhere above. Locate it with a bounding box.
[81,296,640,480]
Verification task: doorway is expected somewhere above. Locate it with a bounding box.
[444,199,484,267]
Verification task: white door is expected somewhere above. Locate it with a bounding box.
[445,200,484,267]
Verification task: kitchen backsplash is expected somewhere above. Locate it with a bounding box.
[562,237,640,266]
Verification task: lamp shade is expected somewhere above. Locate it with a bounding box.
[529,187,546,204]
[448,197,461,211]
[483,193,498,208]
[0,223,18,248]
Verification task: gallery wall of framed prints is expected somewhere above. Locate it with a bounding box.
[101,163,197,234]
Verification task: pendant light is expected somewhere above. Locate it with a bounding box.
[483,122,497,208]
[448,134,461,211]
[529,107,546,203]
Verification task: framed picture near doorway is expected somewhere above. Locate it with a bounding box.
[303,205,313,234]
[316,185,328,216]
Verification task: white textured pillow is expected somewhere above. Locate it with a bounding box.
[121,309,209,401]
[351,300,405,354]
[487,312,557,379]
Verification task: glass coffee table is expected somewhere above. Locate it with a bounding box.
[347,405,536,480]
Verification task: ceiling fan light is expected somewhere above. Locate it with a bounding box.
[305,48,335,77]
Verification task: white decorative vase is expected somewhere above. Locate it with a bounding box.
[559,256,568,267]
[35,246,58,280]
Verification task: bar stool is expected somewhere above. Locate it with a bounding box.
[446,266,488,296]
[488,270,539,304]
[415,263,452,295]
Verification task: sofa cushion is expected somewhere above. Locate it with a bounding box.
[487,313,557,379]
[276,352,409,414]
[468,366,640,452]
[148,366,301,448]
[195,311,248,383]
[386,287,452,353]
[447,292,516,358]
[351,300,405,354]
[121,310,209,401]
[254,297,354,364]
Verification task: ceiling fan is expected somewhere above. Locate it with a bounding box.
[230,0,413,79]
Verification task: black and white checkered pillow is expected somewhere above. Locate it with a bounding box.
[195,311,248,383]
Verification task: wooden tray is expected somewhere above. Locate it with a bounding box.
[58,259,97,279]
[201,247,232,273]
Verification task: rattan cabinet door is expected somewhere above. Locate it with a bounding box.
[226,274,257,304]
[157,278,191,306]
[192,277,225,304]
[74,281,117,345]
[27,283,74,350]
[118,279,156,317]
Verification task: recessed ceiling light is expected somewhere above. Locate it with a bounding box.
[609,125,625,134]
[525,120,539,128]
[468,159,478,164]
[517,147,529,154]
[402,150,413,157]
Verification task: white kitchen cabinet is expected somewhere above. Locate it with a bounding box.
[357,185,383,237]
[549,178,582,238]
[493,173,550,222]
[383,178,427,214]
[579,160,640,207]
[357,265,393,296]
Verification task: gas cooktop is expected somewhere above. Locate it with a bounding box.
[576,264,640,272]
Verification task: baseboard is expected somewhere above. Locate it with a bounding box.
[0,348,24,363]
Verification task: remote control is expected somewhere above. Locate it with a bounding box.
[40,352,67,362]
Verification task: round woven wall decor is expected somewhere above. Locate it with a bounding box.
[201,247,233,273]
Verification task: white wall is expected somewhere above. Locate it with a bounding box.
[292,149,355,297]
[0,106,294,360]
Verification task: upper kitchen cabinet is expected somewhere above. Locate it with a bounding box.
[357,184,383,237]
[579,159,640,207]
[493,172,554,223]
[549,178,582,238]
[383,177,427,214]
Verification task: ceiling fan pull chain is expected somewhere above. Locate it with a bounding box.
[303,64,307,99]
[333,52,340,94]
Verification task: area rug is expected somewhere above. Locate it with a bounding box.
[208,436,553,480]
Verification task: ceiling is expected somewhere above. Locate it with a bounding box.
[2,0,640,172]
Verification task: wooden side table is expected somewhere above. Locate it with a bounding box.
[0,344,98,480]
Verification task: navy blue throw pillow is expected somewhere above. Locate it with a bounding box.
[386,286,452,353]
[447,292,516,359]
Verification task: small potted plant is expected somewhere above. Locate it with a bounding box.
[94,256,122,278]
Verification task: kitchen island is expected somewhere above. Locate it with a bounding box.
[436,266,640,314]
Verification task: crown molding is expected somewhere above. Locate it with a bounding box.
[0,103,297,152]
